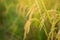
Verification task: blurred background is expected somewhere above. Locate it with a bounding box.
[0,0,60,40]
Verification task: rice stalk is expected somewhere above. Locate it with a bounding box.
[35,0,48,37]
[56,30,60,40]
[35,0,41,14]
[25,3,35,18]
[40,0,52,23]
[23,3,36,40]
[48,14,58,40]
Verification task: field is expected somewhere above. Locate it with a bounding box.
[0,0,60,40]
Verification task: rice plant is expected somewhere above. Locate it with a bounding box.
[0,0,60,40]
